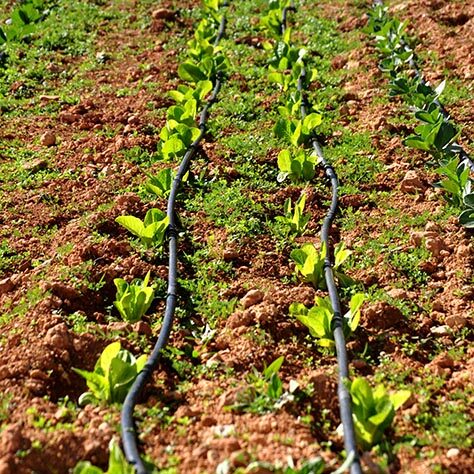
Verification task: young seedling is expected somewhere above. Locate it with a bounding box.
[168,80,213,106]
[290,293,365,347]
[290,242,353,289]
[435,158,471,207]
[274,113,322,146]
[277,148,318,183]
[459,193,474,228]
[349,377,411,450]
[73,439,134,474]
[73,342,147,405]
[404,107,460,159]
[230,356,297,414]
[114,271,155,323]
[116,208,169,248]
[276,192,311,236]
[145,168,174,198]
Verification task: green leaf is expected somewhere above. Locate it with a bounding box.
[302,113,322,135]
[389,390,411,410]
[263,356,284,379]
[459,209,474,228]
[178,62,207,82]
[115,216,145,238]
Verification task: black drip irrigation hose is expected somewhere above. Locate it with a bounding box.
[282,7,362,474]
[372,0,474,171]
[120,11,228,474]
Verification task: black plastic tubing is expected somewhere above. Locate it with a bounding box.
[120,10,227,473]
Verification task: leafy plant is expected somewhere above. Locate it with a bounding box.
[276,192,311,235]
[459,194,474,228]
[113,271,155,323]
[277,148,318,183]
[0,1,44,44]
[73,342,147,405]
[274,113,322,146]
[435,158,471,207]
[404,107,460,158]
[116,208,169,248]
[290,293,365,347]
[389,76,445,110]
[290,242,353,289]
[168,80,213,106]
[145,168,174,198]
[73,439,135,474]
[349,377,411,450]
[230,356,297,413]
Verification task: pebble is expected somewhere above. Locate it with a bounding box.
[0,277,14,295]
[40,131,56,146]
[445,314,467,329]
[22,158,47,172]
[152,8,175,20]
[240,289,264,309]
[430,325,450,335]
[400,170,425,193]
[446,448,460,458]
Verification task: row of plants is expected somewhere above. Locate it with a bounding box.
[258,0,410,460]
[72,1,230,472]
[365,3,474,228]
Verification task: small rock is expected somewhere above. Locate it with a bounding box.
[22,158,47,173]
[40,131,56,146]
[386,288,407,300]
[226,310,253,329]
[45,323,71,351]
[445,314,467,329]
[59,111,80,123]
[133,321,152,336]
[240,289,264,309]
[201,416,217,427]
[430,325,450,335]
[174,405,198,419]
[0,277,14,295]
[152,8,176,20]
[223,248,239,261]
[127,114,140,125]
[30,369,48,381]
[425,237,447,257]
[363,301,403,329]
[352,359,369,370]
[345,60,360,69]
[430,353,454,369]
[400,170,426,193]
[446,448,460,458]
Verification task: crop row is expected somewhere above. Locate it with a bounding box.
[366,2,474,228]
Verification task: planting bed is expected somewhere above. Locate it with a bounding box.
[0,0,472,473]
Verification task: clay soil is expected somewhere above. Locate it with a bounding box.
[0,0,472,473]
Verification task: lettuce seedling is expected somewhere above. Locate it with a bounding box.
[290,293,365,347]
[145,168,174,198]
[435,158,471,207]
[276,192,310,236]
[116,208,169,248]
[168,80,213,106]
[290,242,353,289]
[73,439,135,474]
[404,107,460,158]
[230,356,297,414]
[114,271,155,323]
[459,193,474,228]
[350,377,411,450]
[74,342,147,405]
[277,148,318,183]
[274,113,322,146]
